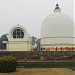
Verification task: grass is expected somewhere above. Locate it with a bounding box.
[0,68,75,75]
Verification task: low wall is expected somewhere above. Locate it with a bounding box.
[0,51,75,60]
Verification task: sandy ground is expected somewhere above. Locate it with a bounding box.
[0,68,75,75]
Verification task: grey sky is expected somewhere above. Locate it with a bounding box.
[0,0,74,38]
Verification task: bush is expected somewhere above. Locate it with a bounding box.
[0,56,17,73]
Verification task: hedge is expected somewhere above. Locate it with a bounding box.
[0,56,17,73]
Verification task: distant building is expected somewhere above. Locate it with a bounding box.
[0,34,8,49]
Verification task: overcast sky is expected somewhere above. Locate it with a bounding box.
[0,0,74,38]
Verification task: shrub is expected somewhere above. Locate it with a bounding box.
[0,56,17,73]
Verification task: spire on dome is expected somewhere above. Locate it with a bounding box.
[56,3,59,7]
[54,3,61,12]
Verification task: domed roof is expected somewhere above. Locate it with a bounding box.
[41,4,74,38]
[1,34,8,41]
[8,24,31,41]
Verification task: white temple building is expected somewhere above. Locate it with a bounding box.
[41,4,74,51]
[3,24,32,51]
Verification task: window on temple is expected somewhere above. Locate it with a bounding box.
[12,28,24,38]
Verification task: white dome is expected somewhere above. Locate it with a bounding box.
[41,4,74,44]
[41,12,74,38]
